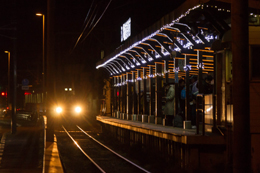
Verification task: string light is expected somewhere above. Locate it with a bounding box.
[96,4,201,69]
[197,63,205,69]
[174,67,180,72]
[184,65,191,71]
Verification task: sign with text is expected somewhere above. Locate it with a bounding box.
[121,18,131,42]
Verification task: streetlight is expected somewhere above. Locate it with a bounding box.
[36,13,45,110]
[4,51,10,110]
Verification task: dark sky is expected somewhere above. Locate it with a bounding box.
[0,0,185,90]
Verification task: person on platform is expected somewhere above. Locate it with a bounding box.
[164,83,175,126]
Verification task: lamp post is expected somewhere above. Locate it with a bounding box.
[4,51,10,110]
[36,13,45,111]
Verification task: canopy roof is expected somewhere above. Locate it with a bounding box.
[96,0,260,77]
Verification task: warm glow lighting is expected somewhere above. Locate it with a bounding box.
[65,88,68,91]
[75,106,82,113]
[36,13,43,16]
[69,88,72,91]
[56,107,62,114]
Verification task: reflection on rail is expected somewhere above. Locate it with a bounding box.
[77,125,151,173]
[62,126,106,173]
[62,125,151,173]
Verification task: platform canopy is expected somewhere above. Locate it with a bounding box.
[96,0,260,79]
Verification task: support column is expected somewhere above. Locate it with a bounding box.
[197,50,203,93]
[126,73,132,119]
[137,70,141,115]
[231,0,250,172]
[132,71,137,116]
[149,66,155,123]
[174,57,179,116]
[155,63,163,124]
[117,76,120,112]
[184,55,191,129]
[113,77,117,117]
[143,68,148,115]
[164,60,169,85]
[122,75,126,114]
[120,75,124,118]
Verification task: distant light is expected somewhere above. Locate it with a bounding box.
[55,107,62,114]
[65,88,68,91]
[36,13,43,16]
[24,92,31,95]
[69,88,72,91]
[75,106,82,113]
[1,92,5,96]
[4,51,9,53]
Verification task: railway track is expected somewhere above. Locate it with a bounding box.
[57,124,151,173]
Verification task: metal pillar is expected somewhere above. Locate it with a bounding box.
[11,19,17,134]
[197,50,203,93]
[149,66,155,116]
[231,0,250,172]
[184,55,191,121]
[122,75,126,114]
[117,76,120,112]
[126,73,132,115]
[155,63,163,118]
[113,77,117,114]
[143,68,148,115]
[174,57,179,115]
[137,70,141,114]
[164,60,169,85]
[132,72,137,114]
[120,75,124,113]
[46,0,55,141]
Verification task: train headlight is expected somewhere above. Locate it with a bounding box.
[75,106,82,113]
[55,107,62,114]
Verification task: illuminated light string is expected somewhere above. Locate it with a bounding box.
[173,67,180,72]
[197,62,204,69]
[164,69,171,74]
[183,65,192,71]
[98,4,238,74]
[96,4,201,69]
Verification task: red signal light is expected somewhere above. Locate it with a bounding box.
[24,92,31,95]
[1,92,5,96]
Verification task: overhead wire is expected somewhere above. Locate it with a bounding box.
[72,0,96,50]
[79,0,112,44]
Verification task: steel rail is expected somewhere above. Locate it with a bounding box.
[77,125,151,173]
[62,126,106,173]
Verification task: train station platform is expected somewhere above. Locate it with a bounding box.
[0,115,64,173]
[96,115,225,145]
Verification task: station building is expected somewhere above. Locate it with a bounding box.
[96,0,260,172]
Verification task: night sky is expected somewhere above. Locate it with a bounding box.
[0,0,185,99]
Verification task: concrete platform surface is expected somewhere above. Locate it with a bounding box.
[97,115,225,145]
[0,115,64,173]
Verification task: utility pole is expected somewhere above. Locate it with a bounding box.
[46,0,56,142]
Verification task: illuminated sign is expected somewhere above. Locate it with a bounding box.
[121,18,131,42]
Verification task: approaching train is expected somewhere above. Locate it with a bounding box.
[53,90,85,117]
